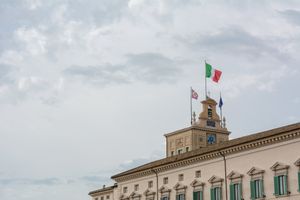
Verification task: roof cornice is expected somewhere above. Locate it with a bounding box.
[112,122,300,182]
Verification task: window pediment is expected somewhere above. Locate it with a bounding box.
[129,192,141,198]
[159,186,171,193]
[294,158,300,166]
[190,179,205,187]
[173,182,187,190]
[247,167,265,176]
[208,175,223,183]
[270,162,289,171]
[143,189,155,196]
[227,171,243,180]
[120,194,129,200]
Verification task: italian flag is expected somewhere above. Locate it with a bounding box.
[205,63,222,83]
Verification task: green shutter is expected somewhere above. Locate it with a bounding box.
[193,192,197,200]
[239,183,242,200]
[250,180,255,200]
[229,184,234,200]
[211,188,215,200]
[274,176,279,196]
[298,172,300,192]
[260,179,264,198]
[200,191,203,200]
[284,175,288,195]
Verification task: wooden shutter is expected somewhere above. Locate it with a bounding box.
[274,176,279,196]
[298,172,300,192]
[193,192,198,200]
[211,188,215,200]
[229,184,234,200]
[260,179,264,198]
[283,175,288,195]
[250,180,255,200]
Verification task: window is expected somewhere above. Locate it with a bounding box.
[185,147,189,152]
[171,151,174,156]
[100,197,104,200]
[106,195,110,199]
[298,171,300,192]
[161,196,169,200]
[134,184,139,191]
[148,181,153,188]
[177,149,183,155]
[163,177,168,184]
[230,183,242,200]
[123,186,128,193]
[178,174,184,181]
[176,194,185,200]
[274,175,287,196]
[95,198,98,200]
[250,179,264,199]
[195,170,201,178]
[208,106,212,118]
[193,191,203,200]
[210,187,221,200]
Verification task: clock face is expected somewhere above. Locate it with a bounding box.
[207,134,216,144]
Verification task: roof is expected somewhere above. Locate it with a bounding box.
[111,122,300,180]
[88,184,117,196]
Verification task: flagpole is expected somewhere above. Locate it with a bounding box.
[220,92,223,127]
[204,60,207,99]
[190,87,192,125]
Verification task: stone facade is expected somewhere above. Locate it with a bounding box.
[89,98,300,200]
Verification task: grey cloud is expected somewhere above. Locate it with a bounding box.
[177,27,288,60]
[63,53,181,85]
[0,177,61,186]
[280,9,300,26]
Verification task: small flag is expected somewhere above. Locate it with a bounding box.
[191,88,198,100]
[205,63,222,83]
[219,96,223,108]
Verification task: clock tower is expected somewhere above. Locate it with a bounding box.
[165,97,230,157]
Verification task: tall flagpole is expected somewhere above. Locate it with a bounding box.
[190,87,192,125]
[219,92,223,127]
[204,60,207,99]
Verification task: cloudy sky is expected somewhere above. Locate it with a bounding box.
[1,0,300,200]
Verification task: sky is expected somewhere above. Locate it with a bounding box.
[0,0,300,200]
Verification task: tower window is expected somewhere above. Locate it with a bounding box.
[177,149,183,155]
[185,147,189,152]
[123,187,128,193]
[208,106,213,118]
[148,181,153,188]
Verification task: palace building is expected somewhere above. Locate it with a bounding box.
[88,97,300,200]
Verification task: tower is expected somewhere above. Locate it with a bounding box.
[164,97,230,157]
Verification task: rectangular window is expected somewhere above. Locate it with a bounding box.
[195,170,201,178]
[274,175,287,196]
[95,198,98,200]
[123,186,128,193]
[134,184,139,191]
[193,191,203,200]
[148,181,153,188]
[178,174,184,181]
[163,177,168,184]
[250,179,264,199]
[230,183,241,200]
[211,187,221,200]
[176,194,185,200]
[178,149,183,155]
[100,197,104,200]
[106,195,110,199]
[186,147,189,152]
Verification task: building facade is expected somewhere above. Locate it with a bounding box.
[89,98,300,200]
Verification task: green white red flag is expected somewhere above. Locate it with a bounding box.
[205,63,222,83]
